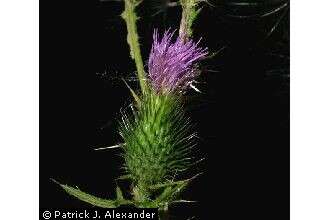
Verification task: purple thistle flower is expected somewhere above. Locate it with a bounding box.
[148,29,208,93]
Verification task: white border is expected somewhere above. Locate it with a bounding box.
[291,1,330,220]
[0,0,39,219]
[1,0,330,219]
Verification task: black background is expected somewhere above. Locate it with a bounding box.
[40,0,289,219]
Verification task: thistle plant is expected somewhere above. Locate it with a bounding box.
[54,0,207,219]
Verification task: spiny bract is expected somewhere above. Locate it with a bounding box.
[119,91,196,192]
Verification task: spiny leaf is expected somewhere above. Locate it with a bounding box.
[52,179,132,208]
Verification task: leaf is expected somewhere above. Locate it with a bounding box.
[52,179,132,208]
[60,185,117,207]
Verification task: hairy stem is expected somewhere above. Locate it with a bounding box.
[179,0,201,41]
[122,0,146,93]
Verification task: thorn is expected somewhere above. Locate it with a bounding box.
[190,83,202,93]
[122,78,141,106]
[171,199,198,203]
[50,178,60,185]
[93,143,124,151]
[186,172,203,182]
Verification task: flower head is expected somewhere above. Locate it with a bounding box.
[148,29,208,93]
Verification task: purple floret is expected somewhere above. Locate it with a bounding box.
[148,29,208,93]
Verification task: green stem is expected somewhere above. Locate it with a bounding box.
[179,0,200,41]
[122,0,146,94]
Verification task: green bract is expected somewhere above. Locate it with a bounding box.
[120,90,196,199]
